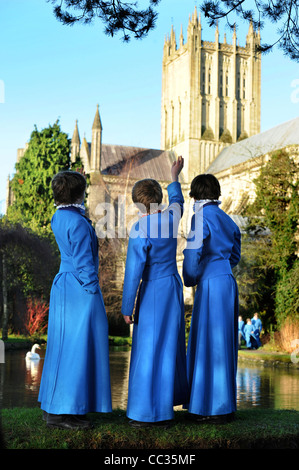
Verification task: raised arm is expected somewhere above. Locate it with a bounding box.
[166,156,185,219]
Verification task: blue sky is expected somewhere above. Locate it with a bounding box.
[0,0,298,214]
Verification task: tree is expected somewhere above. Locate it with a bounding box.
[6,121,70,237]
[48,0,161,41]
[201,0,299,61]
[245,149,299,327]
[0,220,59,340]
[48,0,299,60]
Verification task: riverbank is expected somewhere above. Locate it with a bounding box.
[1,408,299,450]
[2,335,297,369]
[238,348,298,369]
[2,335,132,350]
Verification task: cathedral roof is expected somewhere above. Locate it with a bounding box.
[87,142,180,182]
[207,116,299,174]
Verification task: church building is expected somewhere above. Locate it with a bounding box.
[6,8,299,233]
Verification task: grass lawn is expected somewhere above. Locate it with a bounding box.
[1,408,299,450]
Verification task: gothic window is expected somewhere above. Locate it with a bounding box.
[164,108,168,146]
[178,99,182,138]
[171,102,174,146]
[220,73,223,97]
[226,73,229,96]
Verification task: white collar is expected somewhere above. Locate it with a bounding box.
[193,200,221,212]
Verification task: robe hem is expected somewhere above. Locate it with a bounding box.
[39,401,112,415]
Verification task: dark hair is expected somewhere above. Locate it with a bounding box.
[52,170,87,205]
[132,179,163,213]
[189,174,221,200]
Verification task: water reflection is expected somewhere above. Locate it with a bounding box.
[0,348,299,411]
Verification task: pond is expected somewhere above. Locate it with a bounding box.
[0,347,299,411]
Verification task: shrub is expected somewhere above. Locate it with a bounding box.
[24,298,49,337]
[276,318,299,354]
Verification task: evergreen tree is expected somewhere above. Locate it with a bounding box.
[246,149,299,327]
[48,0,299,60]
[6,121,70,236]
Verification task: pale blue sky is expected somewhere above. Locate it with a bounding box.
[0,0,298,214]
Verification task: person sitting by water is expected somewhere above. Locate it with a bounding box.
[238,315,245,349]
[38,170,112,430]
[121,156,188,428]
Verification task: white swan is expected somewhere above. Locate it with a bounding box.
[26,344,41,360]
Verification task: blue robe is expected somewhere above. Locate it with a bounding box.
[183,203,241,417]
[238,319,245,347]
[38,207,112,415]
[121,182,188,422]
[251,317,262,348]
[244,323,255,349]
[238,320,245,338]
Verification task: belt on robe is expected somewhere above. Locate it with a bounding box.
[58,259,77,273]
[199,259,233,281]
[142,260,178,281]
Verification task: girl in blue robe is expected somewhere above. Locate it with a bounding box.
[38,171,112,429]
[251,313,262,348]
[238,316,245,349]
[244,319,256,349]
[121,157,188,426]
[183,174,241,423]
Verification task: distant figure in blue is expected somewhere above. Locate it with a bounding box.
[251,312,262,348]
[38,171,112,429]
[122,157,188,428]
[244,318,255,349]
[183,174,241,424]
[238,315,245,349]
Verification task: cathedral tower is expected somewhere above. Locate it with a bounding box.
[161,8,261,181]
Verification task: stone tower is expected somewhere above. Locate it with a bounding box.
[161,7,261,181]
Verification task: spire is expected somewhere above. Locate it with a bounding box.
[170,25,176,51]
[192,5,198,25]
[232,23,237,49]
[72,120,80,144]
[71,120,81,163]
[92,104,103,131]
[180,24,184,48]
[91,104,102,171]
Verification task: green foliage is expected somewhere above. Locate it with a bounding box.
[6,121,70,237]
[0,220,59,335]
[244,149,299,327]
[234,234,276,329]
[275,259,299,327]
